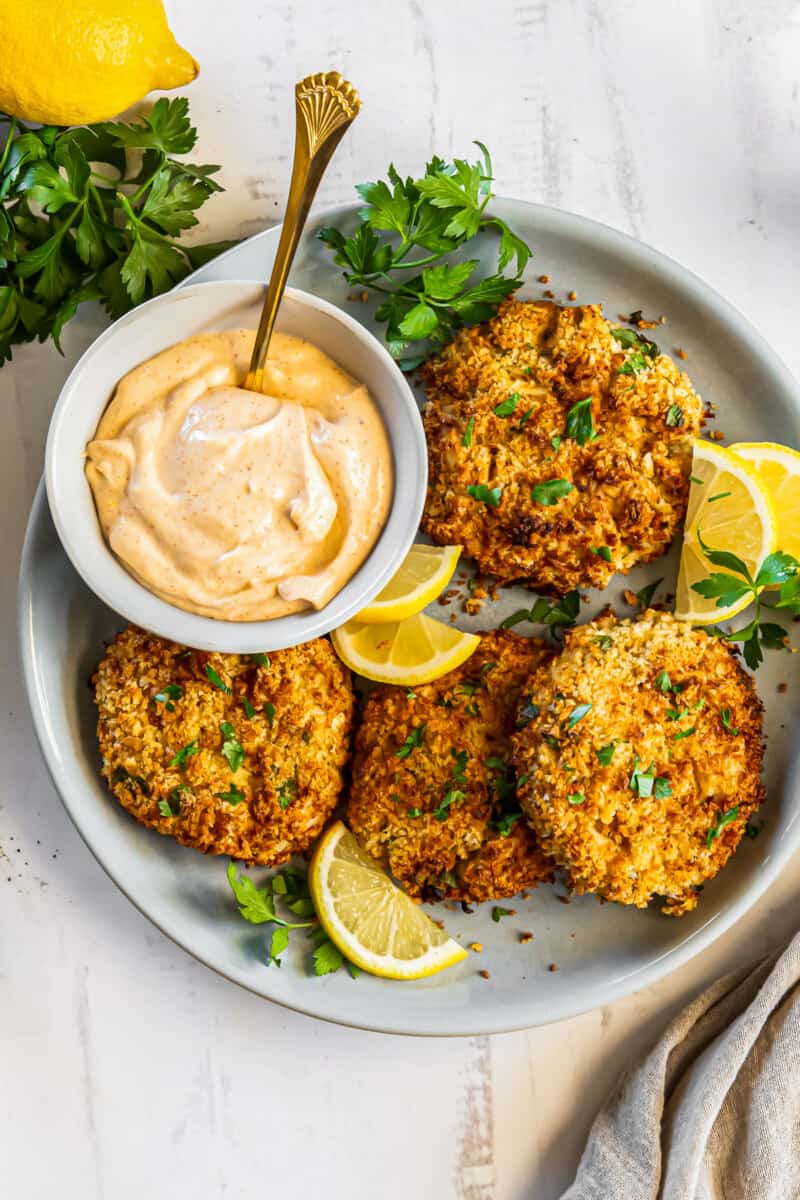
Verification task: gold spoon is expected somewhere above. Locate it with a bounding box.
[244,71,361,393]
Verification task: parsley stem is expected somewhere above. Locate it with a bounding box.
[0,118,17,177]
[127,156,166,206]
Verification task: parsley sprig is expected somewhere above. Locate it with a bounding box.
[318,143,531,369]
[0,99,232,360]
[692,533,797,669]
[227,862,360,976]
[502,589,581,637]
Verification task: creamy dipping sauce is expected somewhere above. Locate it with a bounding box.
[84,330,393,621]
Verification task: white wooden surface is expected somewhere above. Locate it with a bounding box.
[3,2,800,1196]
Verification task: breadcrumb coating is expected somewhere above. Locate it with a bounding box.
[93,627,354,865]
[348,630,555,902]
[512,611,764,915]
[421,300,703,593]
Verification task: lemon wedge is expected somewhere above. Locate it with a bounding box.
[728,442,800,561]
[331,611,479,685]
[354,544,461,624]
[675,440,778,623]
[309,822,467,979]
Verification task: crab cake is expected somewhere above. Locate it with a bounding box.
[93,627,354,864]
[347,630,555,902]
[513,611,764,915]
[421,300,703,594]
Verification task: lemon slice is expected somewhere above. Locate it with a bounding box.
[728,442,800,561]
[331,611,479,684]
[675,440,778,623]
[309,822,467,979]
[354,544,461,624]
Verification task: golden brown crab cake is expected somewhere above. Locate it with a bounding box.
[347,630,555,902]
[421,300,703,594]
[93,626,354,865]
[512,610,764,915]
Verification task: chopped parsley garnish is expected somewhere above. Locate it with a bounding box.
[462,416,475,447]
[219,723,244,773]
[568,793,585,805]
[406,807,423,819]
[241,697,256,719]
[594,635,613,652]
[263,701,276,728]
[215,783,246,807]
[665,404,684,428]
[111,766,150,796]
[277,775,297,809]
[502,589,581,636]
[531,478,573,506]
[672,726,696,741]
[590,545,612,562]
[492,906,513,922]
[613,328,658,376]
[250,653,271,668]
[466,483,503,507]
[492,810,521,836]
[205,664,231,693]
[689,474,703,485]
[543,733,561,751]
[629,757,670,799]
[451,748,469,783]
[565,703,592,730]
[396,724,426,759]
[635,578,663,609]
[745,821,761,840]
[666,707,689,721]
[154,684,183,712]
[708,491,732,503]
[158,785,187,818]
[596,742,616,766]
[433,788,466,821]
[655,670,673,692]
[516,698,540,727]
[707,807,739,848]
[720,707,739,736]
[494,392,520,417]
[550,434,562,453]
[565,396,596,445]
[514,407,534,433]
[170,740,200,771]
[406,688,417,699]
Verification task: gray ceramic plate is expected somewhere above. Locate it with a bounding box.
[19,200,800,1035]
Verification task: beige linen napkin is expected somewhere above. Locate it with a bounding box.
[561,933,800,1200]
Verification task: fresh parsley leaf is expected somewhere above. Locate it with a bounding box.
[565,703,592,730]
[215,783,246,806]
[227,863,277,924]
[672,726,696,741]
[515,407,534,433]
[170,740,200,771]
[462,416,475,448]
[406,807,423,819]
[250,653,271,668]
[590,545,612,562]
[665,404,684,428]
[720,708,739,736]
[268,926,290,966]
[264,701,276,728]
[277,775,298,809]
[467,483,503,507]
[531,478,573,506]
[433,788,466,821]
[313,938,345,977]
[635,578,663,609]
[501,590,580,636]
[568,793,586,805]
[158,784,187,818]
[565,396,595,445]
[653,777,673,799]
[396,724,426,759]
[241,697,256,719]
[492,906,513,922]
[154,683,183,712]
[493,810,521,836]
[707,807,739,848]
[596,742,616,766]
[550,434,562,452]
[205,664,231,693]
[219,723,244,773]
[594,635,613,652]
[494,392,520,418]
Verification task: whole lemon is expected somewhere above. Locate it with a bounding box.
[0,0,198,125]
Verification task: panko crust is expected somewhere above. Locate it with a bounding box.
[512,611,764,915]
[93,626,354,865]
[347,631,556,902]
[421,300,703,593]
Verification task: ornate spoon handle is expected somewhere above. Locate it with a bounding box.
[244,71,361,392]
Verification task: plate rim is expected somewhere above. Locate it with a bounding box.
[18,198,800,1035]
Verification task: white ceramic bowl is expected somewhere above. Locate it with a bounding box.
[45,281,426,653]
